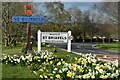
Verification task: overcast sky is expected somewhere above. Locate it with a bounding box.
[33,0,104,2]
[35,2,101,12]
[62,2,95,11]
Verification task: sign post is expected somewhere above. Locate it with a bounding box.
[67,30,71,52]
[25,4,33,53]
[38,30,41,53]
[26,22,32,53]
[12,4,45,54]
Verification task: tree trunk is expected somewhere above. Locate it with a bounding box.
[4,37,8,47]
[4,24,9,47]
[83,40,85,42]
[82,38,85,42]
[102,39,105,44]
[109,38,111,42]
[90,38,93,42]
[81,35,85,42]
[8,36,14,46]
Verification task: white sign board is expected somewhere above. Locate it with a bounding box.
[41,32,68,43]
[38,30,72,53]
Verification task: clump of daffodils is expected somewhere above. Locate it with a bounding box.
[2,50,54,66]
[2,52,120,79]
[31,53,120,79]
[2,54,33,66]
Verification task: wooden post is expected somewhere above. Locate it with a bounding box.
[24,4,33,54]
[26,22,32,53]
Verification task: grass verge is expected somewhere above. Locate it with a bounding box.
[96,42,120,51]
[2,64,37,78]
[2,44,78,78]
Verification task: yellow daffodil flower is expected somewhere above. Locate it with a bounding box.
[92,63,96,66]
[73,67,76,71]
[62,61,65,64]
[100,65,106,69]
[50,61,53,64]
[75,57,77,60]
[56,74,61,79]
[84,59,88,66]
[77,59,81,63]
[48,73,54,76]
[79,68,84,73]
[67,71,73,77]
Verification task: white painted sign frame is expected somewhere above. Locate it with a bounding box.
[38,30,72,53]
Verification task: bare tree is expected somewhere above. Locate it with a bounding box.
[2,2,26,47]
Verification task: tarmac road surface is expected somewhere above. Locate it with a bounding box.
[50,43,119,54]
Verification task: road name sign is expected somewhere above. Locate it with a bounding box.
[12,16,45,23]
[41,32,68,43]
[38,30,72,53]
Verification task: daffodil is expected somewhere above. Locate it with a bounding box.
[95,66,100,71]
[100,75,108,79]
[44,75,48,78]
[98,69,104,74]
[100,65,106,69]
[57,62,61,66]
[62,61,65,64]
[59,70,62,73]
[83,59,87,66]
[73,66,76,71]
[33,71,37,75]
[79,68,84,73]
[54,68,57,70]
[67,71,73,77]
[48,73,54,76]
[75,57,77,60]
[56,74,61,79]
[91,75,95,79]
[77,59,81,63]
[92,63,96,66]
[40,75,43,78]
[50,61,53,64]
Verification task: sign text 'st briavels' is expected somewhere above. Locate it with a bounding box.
[41,32,68,43]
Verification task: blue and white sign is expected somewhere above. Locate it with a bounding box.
[12,16,45,23]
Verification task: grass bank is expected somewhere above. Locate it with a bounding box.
[96,42,120,51]
[2,43,78,78]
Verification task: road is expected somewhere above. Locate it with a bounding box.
[50,43,119,54]
[50,43,119,61]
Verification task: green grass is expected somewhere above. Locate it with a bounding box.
[1,43,38,78]
[2,64,37,78]
[96,42,120,51]
[0,43,2,55]
[56,48,78,63]
[2,43,25,55]
[2,43,78,78]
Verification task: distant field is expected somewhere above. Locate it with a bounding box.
[96,42,120,51]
